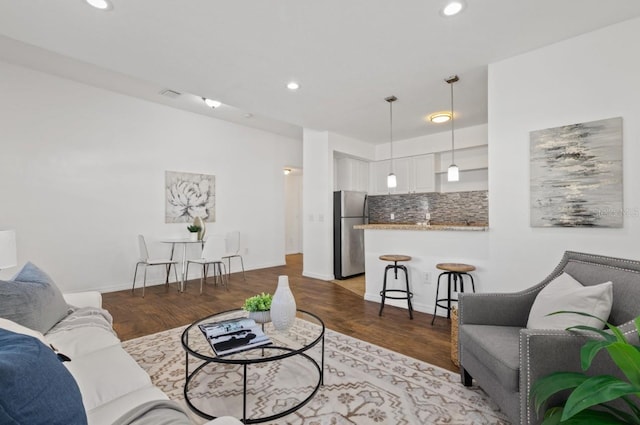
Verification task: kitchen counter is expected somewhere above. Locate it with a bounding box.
[354,223,488,231]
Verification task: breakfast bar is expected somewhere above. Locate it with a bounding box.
[354,223,490,318]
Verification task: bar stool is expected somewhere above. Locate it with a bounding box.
[431,263,476,325]
[378,254,413,319]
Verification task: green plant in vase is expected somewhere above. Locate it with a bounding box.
[187,225,201,240]
[243,293,273,324]
[531,311,640,424]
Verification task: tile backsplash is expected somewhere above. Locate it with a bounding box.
[368,191,488,225]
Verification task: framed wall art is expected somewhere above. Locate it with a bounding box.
[165,171,216,223]
[530,117,623,228]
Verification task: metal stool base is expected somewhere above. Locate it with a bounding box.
[431,271,475,325]
[379,262,413,319]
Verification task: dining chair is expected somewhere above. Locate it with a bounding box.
[185,234,228,294]
[222,230,246,281]
[132,235,179,297]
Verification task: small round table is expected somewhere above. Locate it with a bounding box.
[181,309,325,423]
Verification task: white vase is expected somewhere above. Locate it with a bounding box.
[271,275,296,330]
[189,232,198,241]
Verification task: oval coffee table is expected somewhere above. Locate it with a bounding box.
[181,309,325,423]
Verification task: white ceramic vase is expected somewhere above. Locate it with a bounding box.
[271,275,296,331]
[189,232,198,241]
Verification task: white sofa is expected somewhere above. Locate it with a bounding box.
[48,291,240,425]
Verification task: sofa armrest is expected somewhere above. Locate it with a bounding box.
[63,291,102,309]
[519,329,606,425]
[459,289,540,327]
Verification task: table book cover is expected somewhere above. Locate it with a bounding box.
[199,317,271,356]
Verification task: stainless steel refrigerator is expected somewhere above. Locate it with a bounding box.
[333,190,368,280]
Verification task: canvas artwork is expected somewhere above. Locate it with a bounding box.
[530,117,623,227]
[165,171,216,223]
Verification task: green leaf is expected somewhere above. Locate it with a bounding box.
[606,342,640,387]
[531,372,588,412]
[581,339,614,370]
[562,375,640,420]
[567,325,617,342]
[551,407,634,425]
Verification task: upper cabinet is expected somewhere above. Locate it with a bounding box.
[335,157,369,193]
[368,154,435,195]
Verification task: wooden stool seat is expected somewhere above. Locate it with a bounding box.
[378,254,413,320]
[380,254,412,262]
[436,263,476,273]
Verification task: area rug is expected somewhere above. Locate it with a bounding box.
[122,319,510,425]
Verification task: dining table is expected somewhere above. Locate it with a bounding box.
[160,238,204,292]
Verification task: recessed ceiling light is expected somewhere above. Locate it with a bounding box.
[429,112,452,123]
[286,82,300,90]
[85,0,113,11]
[202,98,222,109]
[442,1,465,17]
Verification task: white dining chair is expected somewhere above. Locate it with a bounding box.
[132,235,179,298]
[185,234,228,294]
[222,230,246,281]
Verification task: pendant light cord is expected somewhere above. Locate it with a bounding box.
[390,99,394,172]
[450,80,455,164]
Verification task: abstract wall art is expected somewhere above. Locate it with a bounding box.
[165,171,216,223]
[530,117,623,228]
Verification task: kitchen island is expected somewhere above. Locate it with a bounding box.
[355,223,489,319]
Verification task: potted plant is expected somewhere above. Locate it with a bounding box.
[531,312,640,424]
[243,293,273,323]
[187,225,201,241]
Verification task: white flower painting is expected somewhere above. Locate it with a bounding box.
[165,171,215,223]
[530,117,622,228]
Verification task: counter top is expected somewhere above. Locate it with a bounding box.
[354,223,489,231]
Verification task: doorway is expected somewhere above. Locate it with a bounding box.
[284,169,302,254]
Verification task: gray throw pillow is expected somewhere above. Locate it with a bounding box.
[0,262,69,333]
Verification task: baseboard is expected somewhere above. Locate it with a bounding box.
[302,271,334,281]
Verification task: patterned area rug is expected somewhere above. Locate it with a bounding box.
[122,319,510,425]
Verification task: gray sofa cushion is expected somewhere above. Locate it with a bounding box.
[459,325,521,392]
[0,262,69,333]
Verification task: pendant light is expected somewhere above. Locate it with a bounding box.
[446,75,460,182]
[386,95,398,189]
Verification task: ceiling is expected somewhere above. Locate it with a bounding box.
[1,1,640,144]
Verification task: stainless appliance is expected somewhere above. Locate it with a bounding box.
[333,190,368,279]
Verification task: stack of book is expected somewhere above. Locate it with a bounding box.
[199,317,271,356]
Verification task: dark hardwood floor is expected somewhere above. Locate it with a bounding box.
[103,254,457,372]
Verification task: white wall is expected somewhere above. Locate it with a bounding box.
[302,130,334,280]
[0,60,302,291]
[487,17,640,291]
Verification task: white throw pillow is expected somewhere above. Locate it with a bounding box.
[527,272,613,330]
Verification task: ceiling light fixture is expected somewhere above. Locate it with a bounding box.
[202,98,222,109]
[429,112,452,124]
[442,1,465,17]
[85,0,113,10]
[386,95,398,189]
[283,168,292,175]
[446,75,460,182]
[286,82,300,90]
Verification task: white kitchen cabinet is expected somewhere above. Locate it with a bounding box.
[368,160,391,195]
[369,154,435,195]
[413,154,436,193]
[336,157,369,192]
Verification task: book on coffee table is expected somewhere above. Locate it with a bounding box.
[198,318,271,356]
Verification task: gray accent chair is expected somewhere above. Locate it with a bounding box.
[458,251,640,425]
